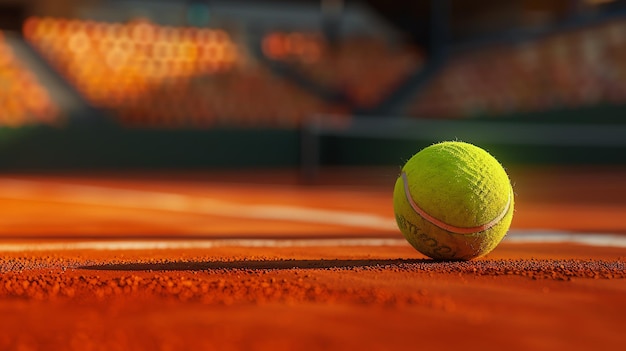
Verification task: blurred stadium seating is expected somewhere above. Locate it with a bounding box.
[262,31,423,108]
[0,30,60,127]
[5,1,626,130]
[409,17,626,119]
[23,17,347,128]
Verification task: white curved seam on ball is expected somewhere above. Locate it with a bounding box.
[401,172,511,234]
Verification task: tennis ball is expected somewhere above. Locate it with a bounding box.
[393,141,514,260]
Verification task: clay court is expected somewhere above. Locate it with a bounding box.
[0,167,624,350]
[2,1,626,350]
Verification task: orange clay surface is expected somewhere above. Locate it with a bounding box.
[0,167,625,351]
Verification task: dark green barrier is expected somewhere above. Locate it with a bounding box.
[319,136,626,166]
[0,125,300,170]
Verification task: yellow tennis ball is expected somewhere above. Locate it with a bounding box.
[393,141,514,260]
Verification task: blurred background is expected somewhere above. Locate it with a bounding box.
[0,0,625,174]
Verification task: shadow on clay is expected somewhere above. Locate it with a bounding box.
[78,258,435,271]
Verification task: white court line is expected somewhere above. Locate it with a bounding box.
[0,238,408,252]
[505,230,626,248]
[0,231,624,252]
[0,178,396,231]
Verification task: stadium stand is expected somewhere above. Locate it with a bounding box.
[409,17,626,119]
[23,17,345,128]
[0,30,60,127]
[262,31,423,108]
